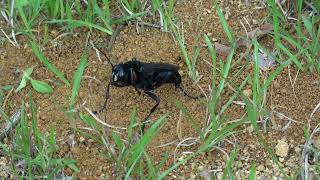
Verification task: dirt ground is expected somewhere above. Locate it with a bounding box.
[0,0,320,179]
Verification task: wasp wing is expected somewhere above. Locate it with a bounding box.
[139,62,180,73]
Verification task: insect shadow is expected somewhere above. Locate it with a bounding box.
[94,48,204,132]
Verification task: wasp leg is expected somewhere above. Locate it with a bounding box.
[177,85,204,99]
[141,91,160,133]
[97,81,112,114]
[144,91,160,120]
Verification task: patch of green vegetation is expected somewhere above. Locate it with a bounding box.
[0,89,5,123]
[267,0,320,72]
[0,93,79,179]
[0,89,4,108]
[151,0,175,32]
[15,66,53,94]
[1,0,176,39]
[169,20,199,81]
[29,40,70,86]
[0,86,13,123]
[159,2,248,177]
[76,108,169,179]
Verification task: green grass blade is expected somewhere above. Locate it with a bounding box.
[144,152,156,179]
[244,96,289,179]
[111,11,147,25]
[79,113,99,130]
[159,118,244,179]
[219,76,248,116]
[253,39,261,105]
[46,19,113,35]
[278,43,303,70]
[16,3,31,32]
[169,19,193,78]
[128,108,137,141]
[267,0,281,53]
[29,92,37,136]
[213,0,234,44]
[261,60,290,94]
[158,152,196,179]
[30,41,70,86]
[125,151,143,180]
[111,131,124,152]
[69,54,87,110]
[249,162,256,180]
[155,152,168,172]
[222,148,238,180]
[302,15,315,39]
[127,114,168,173]
[204,35,217,96]
[216,46,236,102]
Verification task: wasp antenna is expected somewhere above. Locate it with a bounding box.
[92,42,114,69]
[99,48,114,69]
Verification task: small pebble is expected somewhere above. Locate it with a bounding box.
[279,157,285,163]
[198,165,204,171]
[275,138,289,157]
[79,136,85,143]
[243,89,252,97]
[280,88,287,94]
[273,81,281,88]
[190,173,196,179]
[294,147,301,153]
[257,164,265,171]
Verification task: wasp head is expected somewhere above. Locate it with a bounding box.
[111,64,130,87]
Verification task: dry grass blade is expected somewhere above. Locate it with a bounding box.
[301,124,320,180]
[200,42,231,57]
[156,140,178,148]
[173,137,199,162]
[310,102,320,118]
[2,87,13,110]
[236,23,274,47]
[85,107,127,130]
[0,28,19,47]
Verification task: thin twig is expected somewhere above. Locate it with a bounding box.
[311,102,320,118]
[0,110,21,141]
[174,137,200,162]
[243,17,252,31]
[240,20,249,39]
[2,87,13,110]
[288,66,299,99]
[156,140,179,148]
[301,124,320,180]
[177,110,182,140]
[0,28,18,47]
[85,107,127,130]
[107,23,125,52]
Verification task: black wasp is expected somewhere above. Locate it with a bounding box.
[95,48,204,130]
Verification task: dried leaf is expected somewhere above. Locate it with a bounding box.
[213,42,231,56]
[252,51,277,71]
